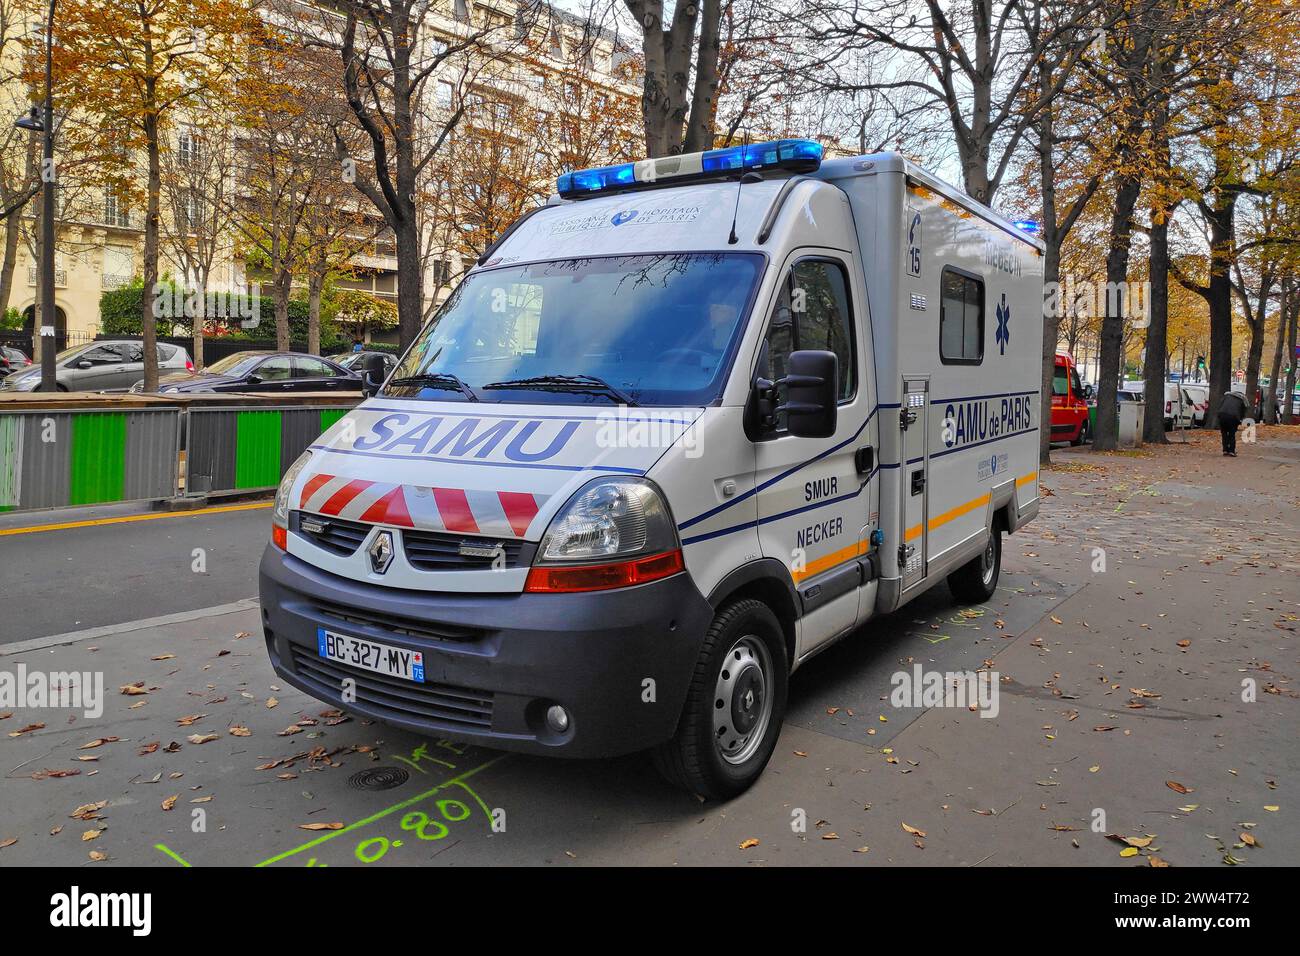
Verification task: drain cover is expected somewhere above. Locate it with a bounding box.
[347,766,410,791]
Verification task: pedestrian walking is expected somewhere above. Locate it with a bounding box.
[1217,390,1249,456]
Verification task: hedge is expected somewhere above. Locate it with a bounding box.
[100,281,343,351]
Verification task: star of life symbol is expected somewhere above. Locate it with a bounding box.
[995,293,1011,355]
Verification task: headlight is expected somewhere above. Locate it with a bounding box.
[539,478,677,561]
[272,450,312,534]
[527,478,683,592]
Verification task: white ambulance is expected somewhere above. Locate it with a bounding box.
[261,140,1043,799]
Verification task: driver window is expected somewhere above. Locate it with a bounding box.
[759,259,856,425]
[257,356,293,381]
[295,357,338,378]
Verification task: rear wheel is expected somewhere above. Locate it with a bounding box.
[652,599,788,801]
[948,523,1001,603]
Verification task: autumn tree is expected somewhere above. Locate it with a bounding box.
[61,0,262,389]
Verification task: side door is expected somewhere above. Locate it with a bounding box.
[118,343,147,390]
[70,344,127,391]
[294,355,349,391]
[753,253,873,660]
[243,355,295,392]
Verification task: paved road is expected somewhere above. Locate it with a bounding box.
[0,501,269,644]
[0,426,1295,866]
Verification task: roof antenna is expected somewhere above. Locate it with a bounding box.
[727,132,750,245]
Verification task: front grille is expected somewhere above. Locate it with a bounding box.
[403,528,532,571]
[312,599,485,644]
[295,513,370,556]
[289,645,493,729]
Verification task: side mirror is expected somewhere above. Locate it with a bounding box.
[77,360,92,369]
[781,350,838,438]
[361,353,386,397]
[246,374,262,385]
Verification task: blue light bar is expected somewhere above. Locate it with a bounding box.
[702,139,823,173]
[556,162,637,197]
[1012,218,1040,235]
[556,138,823,198]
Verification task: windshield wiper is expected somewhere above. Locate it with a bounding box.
[387,373,479,402]
[481,374,639,407]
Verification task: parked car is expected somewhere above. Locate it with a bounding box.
[1118,382,1193,429]
[1050,353,1091,445]
[136,350,362,394]
[329,350,398,379]
[0,340,192,392]
[0,345,31,376]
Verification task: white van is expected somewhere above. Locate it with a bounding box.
[260,141,1044,798]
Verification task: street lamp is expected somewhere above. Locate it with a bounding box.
[12,0,58,391]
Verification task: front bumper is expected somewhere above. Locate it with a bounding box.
[259,546,714,758]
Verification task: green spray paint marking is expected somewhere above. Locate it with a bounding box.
[154,843,193,867]
[70,413,126,505]
[253,755,506,867]
[234,410,282,489]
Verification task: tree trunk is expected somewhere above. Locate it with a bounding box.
[1283,279,1298,425]
[1243,301,1268,421]
[682,0,721,153]
[308,271,323,356]
[1265,297,1286,425]
[1142,209,1171,444]
[1037,79,1060,466]
[1092,173,1142,451]
[1203,200,1236,427]
[0,205,19,316]
[395,213,421,348]
[141,109,162,392]
[273,265,291,352]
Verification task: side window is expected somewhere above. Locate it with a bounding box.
[1052,366,1068,397]
[83,345,124,365]
[759,258,856,428]
[295,356,339,378]
[939,267,984,364]
[256,356,294,381]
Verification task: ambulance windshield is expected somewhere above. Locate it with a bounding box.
[385,253,763,407]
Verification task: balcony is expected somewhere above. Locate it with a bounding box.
[27,266,67,288]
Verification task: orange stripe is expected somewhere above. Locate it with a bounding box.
[791,537,868,583]
[1016,471,1037,487]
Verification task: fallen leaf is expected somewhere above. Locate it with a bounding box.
[901,822,926,837]
[186,733,219,745]
[119,683,149,696]
[88,850,107,862]
[228,726,252,737]
[1119,846,1139,857]
[161,795,178,811]
[1166,781,1194,794]
[298,822,344,831]
[738,838,760,850]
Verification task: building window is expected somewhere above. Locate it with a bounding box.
[177,130,201,167]
[939,266,984,364]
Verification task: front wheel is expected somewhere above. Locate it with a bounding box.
[652,599,788,801]
[948,524,1002,603]
[1071,419,1089,446]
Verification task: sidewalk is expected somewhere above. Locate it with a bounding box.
[1,425,1295,866]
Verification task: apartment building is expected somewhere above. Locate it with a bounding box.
[1,0,640,350]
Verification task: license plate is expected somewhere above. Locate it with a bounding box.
[317,627,424,683]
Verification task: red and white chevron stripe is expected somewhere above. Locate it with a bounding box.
[298,473,545,538]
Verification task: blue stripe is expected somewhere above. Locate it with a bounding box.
[309,443,645,475]
[678,404,880,531]
[931,423,1036,459]
[681,467,880,546]
[931,388,1040,405]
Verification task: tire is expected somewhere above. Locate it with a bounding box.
[652,599,788,801]
[1071,419,1089,446]
[948,523,1002,604]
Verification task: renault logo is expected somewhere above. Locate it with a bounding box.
[368,530,395,574]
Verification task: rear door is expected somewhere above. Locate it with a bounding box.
[753,252,873,659]
[294,355,350,391]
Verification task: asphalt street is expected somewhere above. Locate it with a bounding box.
[0,425,1296,866]
[0,501,270,644]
